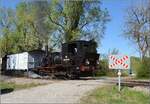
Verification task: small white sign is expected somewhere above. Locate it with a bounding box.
[109,55,130,69]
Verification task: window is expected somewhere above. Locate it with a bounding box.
[68,43,77,55]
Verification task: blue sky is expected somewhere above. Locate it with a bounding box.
[0,0,147,57]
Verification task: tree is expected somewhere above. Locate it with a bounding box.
[0,0,110,56]
[0,2,45,56]
[124,0,150,59]
[46,0,110,46]
[0,7,16,56]
[16,2,45,51]
[16,1,57,51]
[30,1,56,49]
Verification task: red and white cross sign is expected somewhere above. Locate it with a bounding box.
[109,55,130,69]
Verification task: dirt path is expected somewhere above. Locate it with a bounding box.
[1,79,107,104]
[0,75,56,85]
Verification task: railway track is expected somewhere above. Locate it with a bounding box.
[117,80,150,87]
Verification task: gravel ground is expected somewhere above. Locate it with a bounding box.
[1,79,107,104]
[1,76,149,104]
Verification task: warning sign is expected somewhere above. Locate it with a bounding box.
[109,55,130,69]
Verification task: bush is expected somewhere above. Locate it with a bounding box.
[95,59,108,76]
[130,57,141,74]
[136,58,150,78]
[106,70,128,77]
[106,69,117,77]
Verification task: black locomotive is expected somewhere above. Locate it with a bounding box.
[35,40,99,79]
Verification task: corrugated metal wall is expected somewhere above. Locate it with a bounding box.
[6,52,28,70]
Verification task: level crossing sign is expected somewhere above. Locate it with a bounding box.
[109,55,130,69]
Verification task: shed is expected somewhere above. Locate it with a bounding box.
[6,50,45,71]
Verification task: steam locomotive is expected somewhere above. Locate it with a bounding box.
[34,40,99,79]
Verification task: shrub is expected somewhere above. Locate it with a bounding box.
[136,58,150,78]
[130,57,141,74]
[106,69,117,77]
[95,59,108,76]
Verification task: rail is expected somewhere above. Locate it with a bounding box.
[117,80,150,87]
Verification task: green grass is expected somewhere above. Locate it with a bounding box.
[80,85,150,104]
[0,81,44,90]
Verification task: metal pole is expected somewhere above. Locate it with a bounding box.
[118,69,121,92]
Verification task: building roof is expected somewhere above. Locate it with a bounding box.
[5,50,45,56]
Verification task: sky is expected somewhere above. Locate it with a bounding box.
[98,0,148,57]
[0,0,147,57]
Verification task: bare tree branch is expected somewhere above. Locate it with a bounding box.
[79,21,89,30]
[47,13,65,31]
[132,9,141,24]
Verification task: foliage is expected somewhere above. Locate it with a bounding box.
[0,2,55,57]
[130,56,141,74]
[81,85,150,104]
[47,0,110,45]
[0,4,35,56]
[130,56,150,79]
[136,57,150,78]
[96,59,108,76]
[106,70,118,77]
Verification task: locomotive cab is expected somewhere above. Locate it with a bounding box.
[62,40,99,76]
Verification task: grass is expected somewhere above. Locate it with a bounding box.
[80,85,150,104]
[0,81,44,90]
